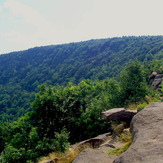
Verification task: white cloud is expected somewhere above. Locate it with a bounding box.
[4,0,47,26]
[0,0,62,53]
[0,0,163,54]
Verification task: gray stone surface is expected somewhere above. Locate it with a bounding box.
[72,148,116,163]
[78,132,111,148]
[154,78,162,89]
[114,102,163,163]
[72,133,124,163]
[149,70,163,92]
[102,108,137,124]
[155,74,163,79]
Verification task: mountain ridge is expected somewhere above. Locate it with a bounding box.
[0,36,163,121]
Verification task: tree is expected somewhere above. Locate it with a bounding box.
[120,61,148,104]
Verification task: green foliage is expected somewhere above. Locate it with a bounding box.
[0,59,157,162]
[120,61,148,104]
[0,118,70,162]
[0,36,163,162]
[136,102,148,110]
[31,80,116,143]
[54,128,70,152]
[0,78,120,162]
[1,36,163,121]
[0,124,6,153]
[0,145,26,163]
[161,82,163,96]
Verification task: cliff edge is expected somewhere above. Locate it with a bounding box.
[114,102,163,163]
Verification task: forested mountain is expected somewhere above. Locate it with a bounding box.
[0,36,163,121]
[0,61,151,162]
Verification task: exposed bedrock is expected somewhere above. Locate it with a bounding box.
[114,102,163,163]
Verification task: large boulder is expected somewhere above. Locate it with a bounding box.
[102,108,137,124]
[114,102,163,163]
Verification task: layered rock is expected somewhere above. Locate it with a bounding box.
[114,102,163,163]
[149,68,163,93]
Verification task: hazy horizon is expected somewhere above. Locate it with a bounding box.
[1,35,163,55]
[0,0,163,54]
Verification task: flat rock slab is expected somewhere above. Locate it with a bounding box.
[102,108,137,123]
[78,132,111,148]
[72,148,116,163]
[114,102,163,163]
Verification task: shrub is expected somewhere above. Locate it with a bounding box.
[55,128,70,152]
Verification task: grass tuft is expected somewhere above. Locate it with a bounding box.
[107,141,131,156]
[107,129,132,156]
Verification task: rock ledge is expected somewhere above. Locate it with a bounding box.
[114,102,163,163]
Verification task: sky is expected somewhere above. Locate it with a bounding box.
[0,0,163,54]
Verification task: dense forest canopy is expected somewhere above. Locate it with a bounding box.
[0,36,163,162]
[0,61,152,162]
[0,36,163,121]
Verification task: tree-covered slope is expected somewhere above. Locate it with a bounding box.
[0,61,149,162]
[0,36,163,121]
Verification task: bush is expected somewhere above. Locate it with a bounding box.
[1,145,28,163]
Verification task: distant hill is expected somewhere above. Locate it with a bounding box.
[0,36,163,121]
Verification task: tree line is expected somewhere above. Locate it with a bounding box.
[0,61,157,162]
[0,36,163,122]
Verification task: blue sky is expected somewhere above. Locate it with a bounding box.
[0,0,163,54]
